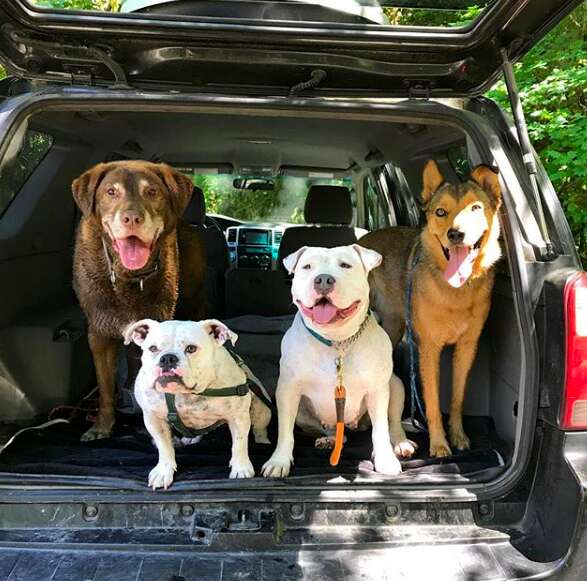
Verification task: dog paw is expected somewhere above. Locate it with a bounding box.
[449,427,471,451]
[148,462,176,490]
[173,436,202,448]
[314,435,347,449]
[393,439,418,459]
[252,431,271,445]
[373,452,403,475]
[429,437,452,458]
[80,423,112,442]
[262,453,292,478]
[229,461,255,479]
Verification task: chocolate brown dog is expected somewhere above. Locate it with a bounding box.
[72,160,206,441]
[361,160,501,458]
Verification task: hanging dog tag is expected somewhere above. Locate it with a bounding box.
[330,356,346,466]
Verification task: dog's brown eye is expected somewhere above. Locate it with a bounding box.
[185,345,197,354]
[106,187,116,197]
[149,345,158,353]
[145,187,157,197]
[340,262,352,269]
[302,264,312,270]
[435,208,447,217]
[471,204,482,212]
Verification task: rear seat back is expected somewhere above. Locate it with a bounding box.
[183,186,229,316]
[277,185,357,265]
[226,184,358,317]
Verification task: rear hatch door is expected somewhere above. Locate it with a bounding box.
[0,0,582,97]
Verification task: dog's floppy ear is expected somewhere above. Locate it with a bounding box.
[282,246,308,274]
[154,163,193,217]
[352,244,382,272]
[470,165,502,209]
[421,159,445,205]
[72,163,110,217]
[123,319,159,346]
[203,319,238,346]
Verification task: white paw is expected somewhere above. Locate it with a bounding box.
[262,452,293,478]
[229,461,255,479]
[173,436,202,448]
[148,462,176,490]
[373,451,403,475]
[393,439,418,459]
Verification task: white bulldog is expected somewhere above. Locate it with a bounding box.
[124,319,271,490]
[262,244,415,478]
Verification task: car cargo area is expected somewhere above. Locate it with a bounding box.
[0,104,523,490]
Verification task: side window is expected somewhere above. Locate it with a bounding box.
[364,174,388,230]
[447,145,471,182]
[0,130,53,218]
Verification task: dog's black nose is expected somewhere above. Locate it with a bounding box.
[447,228,465,244]
[159,352,179,371]
[314,273,335,294]
[121,209,144,227]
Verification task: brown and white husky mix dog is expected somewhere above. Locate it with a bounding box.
[360,160,502,458]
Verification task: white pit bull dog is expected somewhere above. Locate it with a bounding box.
[124,319,271,490]
[262,245,415,478]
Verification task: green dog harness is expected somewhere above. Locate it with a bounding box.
[164,348,273,439]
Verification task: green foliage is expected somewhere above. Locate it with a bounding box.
[32,1,120,10]
[193,175,307,224]
[487,6,586,263]
[383,3,485,27]
[0,130,53,216]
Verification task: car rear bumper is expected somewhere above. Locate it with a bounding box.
[0,533,582,581]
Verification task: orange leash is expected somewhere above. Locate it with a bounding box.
[330,384,346,466]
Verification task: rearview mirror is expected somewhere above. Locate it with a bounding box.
[233,178,275,191]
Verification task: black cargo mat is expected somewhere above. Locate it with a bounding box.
[0,415,507,486]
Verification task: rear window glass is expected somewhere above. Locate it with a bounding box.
[29,1,495,29]
[0,130,53,217]
[190,174,354,225]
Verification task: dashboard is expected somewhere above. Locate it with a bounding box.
[226,225,285,270]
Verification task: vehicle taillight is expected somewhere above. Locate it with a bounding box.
[561,271,587,430]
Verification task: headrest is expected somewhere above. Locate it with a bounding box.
[183,186,205,225]
[304,185,352,225]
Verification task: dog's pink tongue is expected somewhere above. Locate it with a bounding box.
[115,237,150,270]
[444,246,475,288]
[313,302,338,324]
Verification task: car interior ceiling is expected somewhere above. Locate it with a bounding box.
[0,108,520,486]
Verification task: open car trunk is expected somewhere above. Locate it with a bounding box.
[0,98,528,492]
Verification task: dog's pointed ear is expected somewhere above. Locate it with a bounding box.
[123,319,159,346]
[470,165,502,208]
[202,319,238,346]
[282,246,308,274]
[351,244,382,272]
[72,163,110,217]
[154,163,193,217]
[421,159,445,205]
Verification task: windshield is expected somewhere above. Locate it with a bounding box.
[190,174,354,225]
[31,1,497,29]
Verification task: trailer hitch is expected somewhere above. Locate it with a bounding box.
[191,508,276,546]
